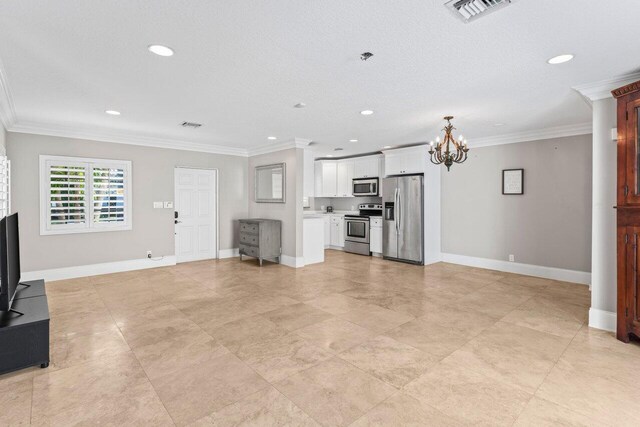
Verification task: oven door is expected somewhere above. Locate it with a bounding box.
[344,218,370,244]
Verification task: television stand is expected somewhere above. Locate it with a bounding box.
[0,279,49,374]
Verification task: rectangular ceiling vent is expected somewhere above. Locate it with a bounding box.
[446,0,511,23]
[181,121,202,128]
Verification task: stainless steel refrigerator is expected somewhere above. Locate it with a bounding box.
[382,175,424,264]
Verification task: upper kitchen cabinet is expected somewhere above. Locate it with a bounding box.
[353,155,382,179]
[315,160,337,197]
[383,146,427,176]
[337,160,354,197]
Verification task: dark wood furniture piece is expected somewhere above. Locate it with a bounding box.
[0,279,50,374]
[238,219,282,266]
[614,79,640,342]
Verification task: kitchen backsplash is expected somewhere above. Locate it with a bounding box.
[307,196,382,211]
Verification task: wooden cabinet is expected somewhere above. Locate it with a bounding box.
[337,160,354,197]
[384,147,425,176]
[614,79,640,342]
[330,215,344,247]
[238,219,282,266]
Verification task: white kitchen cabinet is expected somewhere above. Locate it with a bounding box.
[330,215,344,247]
[323,216,331,248]
[370,217,382,253]
[353,156,380,179]
[383,146,425,176]
[315,161,337,197]
[336,160,354,197]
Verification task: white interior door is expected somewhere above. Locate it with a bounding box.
[174,168,217,263]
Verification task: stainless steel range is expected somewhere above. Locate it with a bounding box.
[344,203,382,256]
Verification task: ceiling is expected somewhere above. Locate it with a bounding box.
[0,0,639,157]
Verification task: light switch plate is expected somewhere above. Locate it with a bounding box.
[153,201,163,209]
[164,201,174,209]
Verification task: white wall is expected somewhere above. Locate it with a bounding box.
[248,148,304,264]
[7,132,249,272]
[0,122,6,155]
[441,134,592,274]
[589,97,617,330]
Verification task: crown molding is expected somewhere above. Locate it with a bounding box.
[8,121,249,157]
[573,71,640,102]
[0,56,17,130]
[247,137,311,157]
[471,122,592,148]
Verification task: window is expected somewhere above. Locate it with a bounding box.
[40,155,132,235]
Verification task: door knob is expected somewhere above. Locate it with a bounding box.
[175,220,182,224]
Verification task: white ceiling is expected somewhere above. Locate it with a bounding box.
[0,0,639,157]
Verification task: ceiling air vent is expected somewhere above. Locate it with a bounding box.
[446,0,511,23]
[181,121,202,128]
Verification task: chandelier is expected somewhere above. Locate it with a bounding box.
[428,116,469,171]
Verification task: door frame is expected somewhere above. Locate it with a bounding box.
[174,167,220,262]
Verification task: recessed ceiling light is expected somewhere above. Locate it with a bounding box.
[360,110,374,116]
[494,123,505,127]
[327,154,334,157]
[148,44,174,57]
[547,54,574,65]
[349,139,358,143]
[383,145,392,149]
[293,103,306,108]
[267,136,277,140]
[105,110,121,116]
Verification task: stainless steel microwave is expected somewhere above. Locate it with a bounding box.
[352,178,379,196]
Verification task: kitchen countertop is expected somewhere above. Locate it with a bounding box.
[303,210,358,217]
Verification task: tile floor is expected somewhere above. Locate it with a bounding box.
[2,250,639,426]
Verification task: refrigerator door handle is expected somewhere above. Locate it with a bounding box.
[394,188,399,233]
[397,187,401,231]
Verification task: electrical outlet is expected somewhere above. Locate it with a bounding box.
[147,251,152,259]
[508,254,515,262]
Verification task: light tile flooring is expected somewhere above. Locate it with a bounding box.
[2,251,639,426]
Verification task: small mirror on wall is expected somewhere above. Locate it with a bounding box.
[255,163,286,203]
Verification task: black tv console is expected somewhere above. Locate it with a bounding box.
[0,279,49,374]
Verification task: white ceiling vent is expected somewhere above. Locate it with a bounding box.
[181,121,202,128]
[446,0,511,23]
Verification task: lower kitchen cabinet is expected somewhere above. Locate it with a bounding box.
[370,217,382,253]
[330,216,345,248]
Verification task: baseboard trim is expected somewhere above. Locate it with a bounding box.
[22,256,177,282]
[219,248,239,259]
[589,308,616,332]
[280,255,305,268]
[441,253,591,285]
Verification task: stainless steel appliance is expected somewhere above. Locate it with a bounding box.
[383,175,423,264]
[352,178,379,196]
[344,204,382,256]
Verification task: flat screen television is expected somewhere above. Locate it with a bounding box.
[0,213,21,312]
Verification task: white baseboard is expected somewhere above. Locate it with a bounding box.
[219,248,240,259]
[589,308,616,332]
[441,253,591,285]
[22,256,177,282]
[280,255,305,268]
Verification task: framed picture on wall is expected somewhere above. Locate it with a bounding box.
[502,169,524,195]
